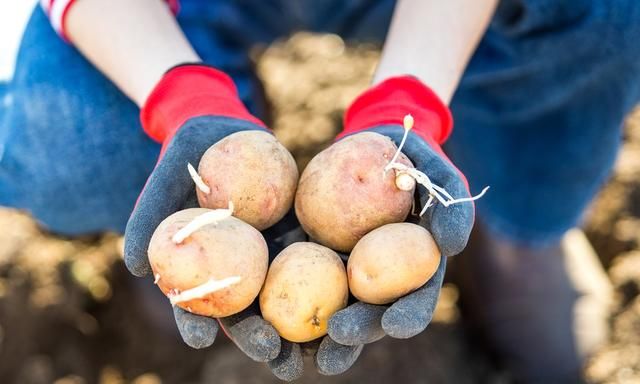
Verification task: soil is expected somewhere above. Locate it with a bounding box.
[0,33,639,384]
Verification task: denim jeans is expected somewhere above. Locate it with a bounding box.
[1,0,639,246]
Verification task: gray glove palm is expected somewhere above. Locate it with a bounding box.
[328,125,475,346]
[124,116,361,381]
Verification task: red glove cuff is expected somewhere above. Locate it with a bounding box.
[341,76,469,191]
[140,65,266,143]
[338,76,453,146]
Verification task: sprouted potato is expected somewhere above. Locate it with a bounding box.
[295,132,415,252]
[259,242,348,342]
[148,207,268,317]
[190,130,298,231]
[348,223,440,304]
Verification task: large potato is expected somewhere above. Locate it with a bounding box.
[295,132,414,252]
[259,242,348,343]
[196,130,299,230]
[348,223,440,305]
[148,208,268,317]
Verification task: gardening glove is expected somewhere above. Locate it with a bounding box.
[123,63,362,380]
[217,211,363,381]
[267,334,363,381]
[123,63,282,362]
[328,76,476,346]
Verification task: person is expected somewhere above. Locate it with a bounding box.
[1,0,638,382]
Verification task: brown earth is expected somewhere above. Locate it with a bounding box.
[0,33,639,384]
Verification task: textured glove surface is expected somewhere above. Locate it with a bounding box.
[328,125,474,346]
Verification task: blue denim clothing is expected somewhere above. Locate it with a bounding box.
[449,0,640,245]
[1,0,639,245]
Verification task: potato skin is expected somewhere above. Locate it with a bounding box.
[348,223,440,305]
[295,132,415,252]
[197,130,299,231]
[148,208,268,317]
[259,242,348,343]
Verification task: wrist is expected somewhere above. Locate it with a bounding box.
[140,64,265,143]
[339,76,453,146]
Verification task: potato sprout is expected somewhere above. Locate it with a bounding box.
[172,202,234,244]
[168,276,242,305]
[387,114,489,216]
[188,162,211,194]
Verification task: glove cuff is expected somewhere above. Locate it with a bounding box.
[339,76,452,145]
[140,64,266,143]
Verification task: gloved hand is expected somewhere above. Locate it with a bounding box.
[123,64,361,381]
[327,76,476,346]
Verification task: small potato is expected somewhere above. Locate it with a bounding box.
[149,208,268,318]
[348,223,440,305]
[197,130,299,230]
[259,242,348,343]
[295,132,414,252]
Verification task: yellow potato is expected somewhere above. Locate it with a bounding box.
[148,208,268,317]
[197,130,299,230]
[348,223,440,305]
[295,132,414,252]
[259,242,348,342]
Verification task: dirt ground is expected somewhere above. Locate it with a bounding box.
[1,33,639,384]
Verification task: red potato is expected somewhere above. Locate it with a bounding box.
[195,130,298,231]
[148,208,268,317]
[347,223,440,305]
[295,132,415,252]
[259,242,348,343]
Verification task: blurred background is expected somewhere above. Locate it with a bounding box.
[2,2,640,383]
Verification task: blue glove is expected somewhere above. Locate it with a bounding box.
[124,64,363,380]
[326,77,476,348]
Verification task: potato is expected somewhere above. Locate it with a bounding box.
[148,208,268,317]
[295,132,415,252]
[348,223,440,305]
[259,242,348,342]
[196,130,298,230]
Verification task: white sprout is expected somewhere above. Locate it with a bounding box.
[395,172,416,192]
[385,114,414,173]
[188,162,211,194]
[387,113,489,216]
[168,276,242,305]
[154,273,161,284]
[172,201,235,244]
[388,162,489,215]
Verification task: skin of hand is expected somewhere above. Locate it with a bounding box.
[374,0,499,103]
[66,0,199,106]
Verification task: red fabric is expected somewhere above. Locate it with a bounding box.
[340,76,469,190]
[134,64,265,208]
[59,0,76,42]
[338,76,452,144]
[140,65,266,149]
[167,0,180,14]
